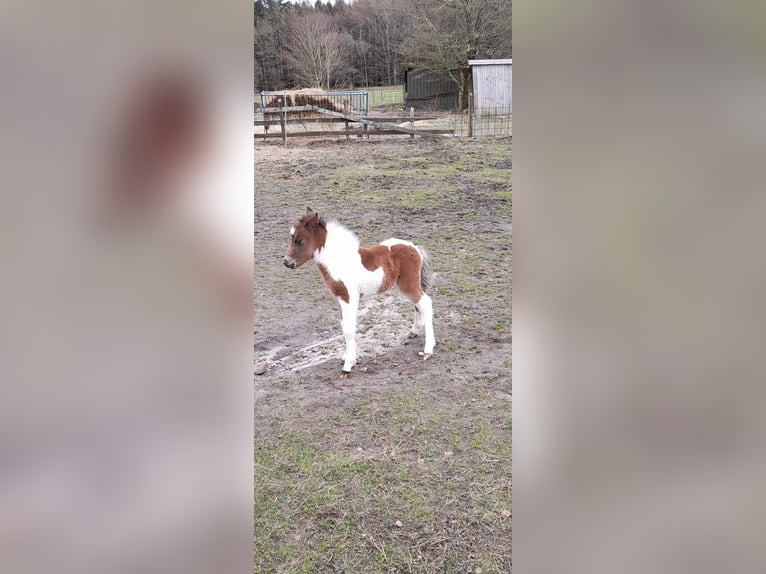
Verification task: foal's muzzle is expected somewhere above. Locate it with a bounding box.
[283,258,296,269]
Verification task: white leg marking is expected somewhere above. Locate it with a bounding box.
[409,307,423,337]
[416,293,435,357]
[339,294,359,373]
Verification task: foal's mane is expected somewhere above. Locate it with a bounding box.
[298,210,360,254]
[300,212,325,226]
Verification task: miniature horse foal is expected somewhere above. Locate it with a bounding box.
[284,208,435,377]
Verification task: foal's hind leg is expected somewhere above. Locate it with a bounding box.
[409,307,423,338]
[394,247,435,359]
[415,293,435,359]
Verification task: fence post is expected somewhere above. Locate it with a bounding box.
[280,97,287,146]
[467,92,473,138]
[409,107,415,140]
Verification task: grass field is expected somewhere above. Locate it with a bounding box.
[255,137,512,573]
[366,85,406,109]
[255,391,512,573]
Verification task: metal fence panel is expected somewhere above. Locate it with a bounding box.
[259,90,368,116]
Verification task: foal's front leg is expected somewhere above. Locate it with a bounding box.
[338,293,359,378]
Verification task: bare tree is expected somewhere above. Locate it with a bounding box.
[401,0,512,109]
[254,0,511,97]
[348,0,413,86]
[284,12,351,89]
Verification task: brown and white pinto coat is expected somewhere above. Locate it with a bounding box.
[284,208,435,377]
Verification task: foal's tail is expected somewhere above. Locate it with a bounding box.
[418,246,434,294]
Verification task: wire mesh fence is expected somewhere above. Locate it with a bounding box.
[253,105,511,141]
[366,85,405,111]
[258,90,369,116]
[370,107,512,138]
[455,106,512,137]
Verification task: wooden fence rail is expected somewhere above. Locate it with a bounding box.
[254,116,442,126]
[254,105,453,143]
[254,128,453,139]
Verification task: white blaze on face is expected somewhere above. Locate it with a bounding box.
[290,226,295,236]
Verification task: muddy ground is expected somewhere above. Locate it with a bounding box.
[254,135,511,573]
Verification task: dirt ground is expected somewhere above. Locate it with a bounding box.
[254,135,511,573]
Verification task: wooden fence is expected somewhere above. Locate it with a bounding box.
[254,104,454,144]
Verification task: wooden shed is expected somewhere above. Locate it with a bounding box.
[469,59,512,113]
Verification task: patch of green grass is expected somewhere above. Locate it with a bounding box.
[351,399,371,418]
[366,85,405,108]
[396,187,452,211]
[254,390,512,573]
[284,142,511,223]
[474,167,512,185]
[396,155,431,166]
[299,162,457,213]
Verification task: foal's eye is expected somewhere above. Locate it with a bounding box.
[294,238,303,246]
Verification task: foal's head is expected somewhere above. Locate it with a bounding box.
[283,207,326,269]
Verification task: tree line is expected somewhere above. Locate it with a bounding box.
[254,0,511,110]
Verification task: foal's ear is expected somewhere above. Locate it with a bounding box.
[304,207,320,226]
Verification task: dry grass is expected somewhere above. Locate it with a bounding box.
[255,390,511,573]
[254,138,512,573]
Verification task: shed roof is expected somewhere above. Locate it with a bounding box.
[468,59,512,66]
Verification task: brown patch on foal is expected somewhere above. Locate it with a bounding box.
[359,246,397,292]
[317,263,350,303]
[359,243,424,301]
[391,244,424,302]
